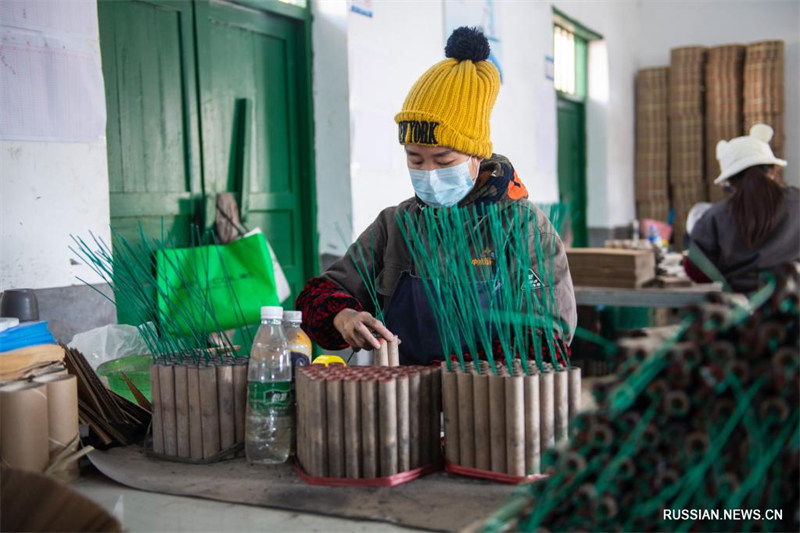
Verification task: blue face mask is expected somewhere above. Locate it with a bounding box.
[409,158,476,208]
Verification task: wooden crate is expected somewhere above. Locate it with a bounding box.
[567,248,656,289]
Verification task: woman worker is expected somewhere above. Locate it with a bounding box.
[296,27,577,364]
[686,124,799,292]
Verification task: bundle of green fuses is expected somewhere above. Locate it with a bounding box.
[483,264,799,532]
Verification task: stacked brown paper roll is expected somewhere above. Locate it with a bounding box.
[34,374,80,481]
[442,362,581,477]
[296,364,441,479]
[743,41,785,159]
[0,382,49,473]
[705,45,745,202]
[150,359,247,461]
[635,67,671,222]
[669,46,708,248]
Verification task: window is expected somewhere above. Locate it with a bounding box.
[553,24,587,99]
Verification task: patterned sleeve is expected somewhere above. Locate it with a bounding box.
[295,277,365,350]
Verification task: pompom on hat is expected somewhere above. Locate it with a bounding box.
[395,27,500,160]
[714,124,787,184]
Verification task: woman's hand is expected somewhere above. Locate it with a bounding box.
[333,309,395,351]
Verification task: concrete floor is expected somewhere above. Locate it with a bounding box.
[73,470,418,533]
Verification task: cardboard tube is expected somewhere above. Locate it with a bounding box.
[472,372,490,471]
[419,368,432,466]
[360,376,378,478]
[408,370,421,468]
[0,382,49,472]
[198,365,220,459]
[430,366,442,462]
[378,376,398,476]
[232,360,248,444]
[187,365,203,460]
[326,377,344,478]
[505,373,525,476]
[488,373,506,472]
[343,375,361,478]
[395,373,410,472]
[540,371,555,451]
[374,339,389,366]
[295,368,305,469]
[33,374,78,455]
[387,337,400,367]
[216,364,235,451]
[308,375,327,477]
[568,367,582,430]
[524,373,541,475]
[554,369,569,443]
[456,370,475,467]
[149,364,164,454]
[158,364,178,457]
[173,365,190,458]
[441,368,459,466]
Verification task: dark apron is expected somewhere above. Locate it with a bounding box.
[383,271,498,365]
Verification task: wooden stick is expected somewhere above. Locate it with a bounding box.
[232,360,248,444]
[408,369,421,468]
[187,365,203,460]
[505,373,525,476]
[524,372,541,475]
[326,377,344,478]
[395,373,410,472]
[198,365,220,459]
[150,364,164,454]
[157,364,177,457]
[554,369,569,443]
[472,371,491,471]
[441,367,459,466]
[456,370,475,467]
[174,365,190,458]
[540,371,555,452]
[343,375,361,478]
[360,375,378,478]
[488,372,506,472]
[378,376,398,477]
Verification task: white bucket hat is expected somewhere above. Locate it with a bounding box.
[714,124,787,184]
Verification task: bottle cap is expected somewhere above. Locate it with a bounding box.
[283,310,302,322]
[260,306,283,320]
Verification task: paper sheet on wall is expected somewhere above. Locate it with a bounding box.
[0,0,105,142]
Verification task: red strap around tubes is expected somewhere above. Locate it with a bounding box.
[293,459,443,487]
[444,460,549,485]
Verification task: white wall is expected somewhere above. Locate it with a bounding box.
[638,0,800,187]
[311,0,354,259]
[0,0,109,291]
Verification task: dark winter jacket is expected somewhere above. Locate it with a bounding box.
[688,186,800,292]
[296,154,578,357]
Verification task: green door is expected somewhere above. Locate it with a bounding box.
[99,0,203,245]
[194,1,310,299]
[556,96,587,247]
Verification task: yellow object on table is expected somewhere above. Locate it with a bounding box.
[311,355,346,367]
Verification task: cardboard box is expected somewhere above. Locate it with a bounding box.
[567,248,657,289]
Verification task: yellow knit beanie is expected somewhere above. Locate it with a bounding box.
[395,27,500,160]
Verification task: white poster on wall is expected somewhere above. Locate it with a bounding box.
[0,0,105,142]
[443,0,503,83]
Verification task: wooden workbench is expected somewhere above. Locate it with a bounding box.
[573,283,722,308]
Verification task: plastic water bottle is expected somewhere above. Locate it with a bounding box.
[246,306,292,464]
[283,310,312,456]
